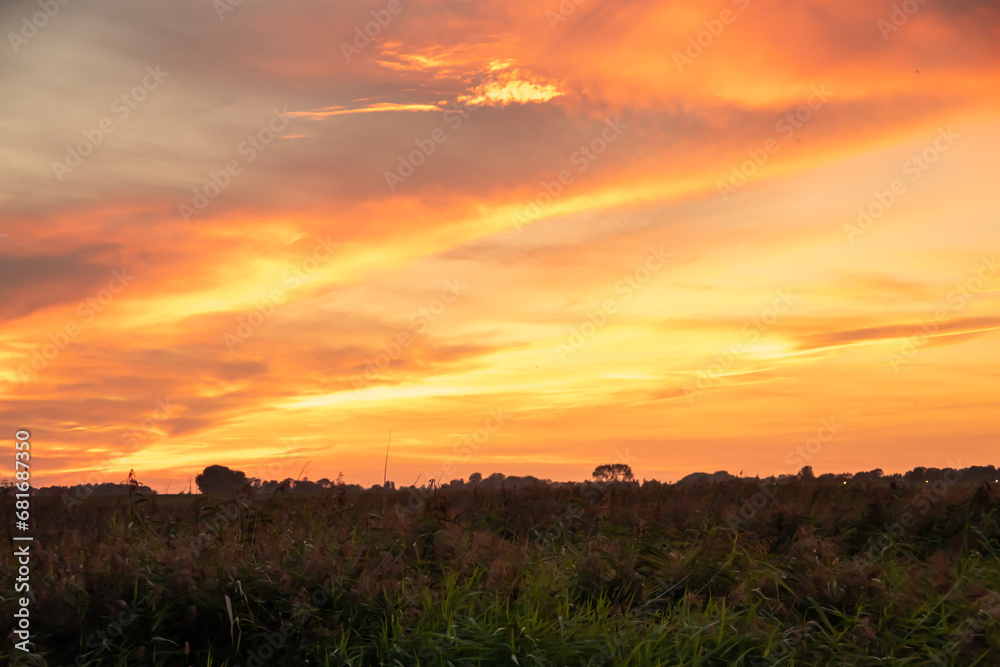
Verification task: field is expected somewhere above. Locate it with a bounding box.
[3,475,1000,666]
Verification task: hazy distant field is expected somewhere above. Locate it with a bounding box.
[4,477,999,665]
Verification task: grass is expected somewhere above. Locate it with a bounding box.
[2,477,999,665]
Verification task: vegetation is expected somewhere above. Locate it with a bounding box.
[592,463,634,483]
[2,468,1000,665]
[195,465,252,497]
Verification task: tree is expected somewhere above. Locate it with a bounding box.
[468,472,482,484]
[195,465,250,496]
[854,468,884,483]
[593,464,634,482]
[294,479,321,494]
[799,466,815,480]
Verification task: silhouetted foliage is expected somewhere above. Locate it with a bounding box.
[195,465,250,496]
[593,463,634,482]
[8,463,1000,665]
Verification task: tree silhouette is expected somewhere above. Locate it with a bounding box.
[195,465,250,496]
[592,463,634,482]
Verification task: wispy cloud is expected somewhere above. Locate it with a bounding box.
[286,102,444,119]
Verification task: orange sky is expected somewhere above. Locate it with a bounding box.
[1,0,998,490]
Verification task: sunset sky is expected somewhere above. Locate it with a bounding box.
[1,0,998,491]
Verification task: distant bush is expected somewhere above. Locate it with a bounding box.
[195,464,250,496]
[592,463,634,482]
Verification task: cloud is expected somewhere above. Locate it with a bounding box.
[1,0,999,488]
[287,59,564,124]
[286,102,443,119]
[455,59,565,107]
[793,317,1000,353]
[0,245,123,321]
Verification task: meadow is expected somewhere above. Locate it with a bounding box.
[3,473,999,666]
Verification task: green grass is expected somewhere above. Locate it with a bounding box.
[2,478,999,665]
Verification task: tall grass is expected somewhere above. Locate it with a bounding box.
[2,478,998,665]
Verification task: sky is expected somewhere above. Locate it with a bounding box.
[1,0,998,491]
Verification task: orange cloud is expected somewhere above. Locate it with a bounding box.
[1,0,998,491]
